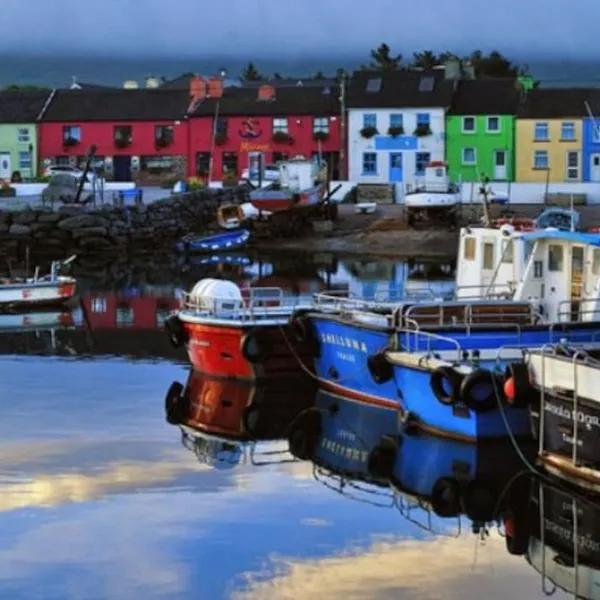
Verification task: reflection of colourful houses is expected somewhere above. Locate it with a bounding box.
[515,89,591,182]
[581,93,600,182]
[346,69,454,194]
[445,79,526,182]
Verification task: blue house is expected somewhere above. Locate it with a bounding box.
[582,96,600,182]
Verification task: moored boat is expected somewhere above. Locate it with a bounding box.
[176,229,250,253]
[164,278,317,380]
[0,256,77,311]
[248,157,326,213]
[290,228,600,441]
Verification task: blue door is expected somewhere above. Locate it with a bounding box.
[389,153,403,182]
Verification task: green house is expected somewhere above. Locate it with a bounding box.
[0,90,53,180]
[445,79,525,183]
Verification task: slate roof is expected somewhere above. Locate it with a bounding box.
[517,88,600,119]
[190,84,340,117]
[0,90,53,123]
[448,79,522,115]
[41,88,190,121]
[346,69,455,109]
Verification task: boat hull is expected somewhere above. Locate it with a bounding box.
[181,320,312,381]
[0,310,74,331]
[249,186,323,213]
[0,281,76,310]
[176,229,250,253]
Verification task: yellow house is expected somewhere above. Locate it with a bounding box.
[516,89,591,182]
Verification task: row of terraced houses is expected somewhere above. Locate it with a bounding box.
[2,68,600,191]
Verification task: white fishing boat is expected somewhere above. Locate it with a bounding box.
[0,310,75,331]
[0,256,77,310]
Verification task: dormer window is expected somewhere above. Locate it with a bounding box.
[114,125,132,148]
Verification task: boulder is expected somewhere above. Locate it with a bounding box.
[12,211,38,225]
[58,215,110,230]
[71,226,108,239]
[8,224,31,236]
[37,212,62,223]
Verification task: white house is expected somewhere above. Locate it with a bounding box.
[346,71,456,195]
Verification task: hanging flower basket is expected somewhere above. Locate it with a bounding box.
[414,124,432,137]
[360,126,378,139]
[313,131,329,142]
[387,126,404,137]
[155,137,171,149]
[62,137,78,147]
[114,138,130,148]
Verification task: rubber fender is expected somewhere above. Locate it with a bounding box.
[504,362,532,408]
[164,381,184,424]
[287,408,322,460]
[367,436,398,480]
[290,315,320,358]
[459,369,498,413]
[240,327,269,364]
[430,477,462,518]
[367,352,393,384]
[164,314,187,348]
[461,479,497,523]
[241,405,262,437]
[430,366,462,406]
[503,509,530,556]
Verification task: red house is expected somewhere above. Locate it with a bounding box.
[38,88,193,183]
[188,77,343,180]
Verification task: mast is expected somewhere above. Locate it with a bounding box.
[339,72,346,179]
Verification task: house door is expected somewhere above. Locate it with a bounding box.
[247,152,264,180]
[571,246,584,319]
[389,153,403,182]
[113,156,132,182]
[590,154,600,182]
[493,150,507,180]
[0,153,11,179]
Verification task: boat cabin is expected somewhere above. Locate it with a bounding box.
[278,158,323,191]
[408,161,457,194]
[456,227,600,323]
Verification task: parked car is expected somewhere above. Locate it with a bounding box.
[241,164,279,182]
[43,164,104,182]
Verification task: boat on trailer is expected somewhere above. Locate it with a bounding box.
[0,256,77,311]
[248,157,326,213]
[292,227,600,441]
[164,278,316,380]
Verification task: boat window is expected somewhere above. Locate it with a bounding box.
[593,248,600,274]
[534,260,543,278]
[483,243,495,270]
[548,245,564,271]
[501,239,513,263]
[463,237,476,260]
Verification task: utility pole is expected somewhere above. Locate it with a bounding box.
[339,72,346,179]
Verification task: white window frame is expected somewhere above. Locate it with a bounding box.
[486,116,500,133]
[560,121,576,141]
[461,116,475,133]
[18,151,32,170]
[534,122,549,141]
[17,128,30,143]
[566,151,580,181]
[272,118,288,134]
[362,152,377,175]
[533,150,549,170]
[461,147,477,165]
[313,117,329,133]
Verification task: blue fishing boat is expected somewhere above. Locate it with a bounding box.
[187,254,252,267]
[176,229,250,253]
[291,227,600,441]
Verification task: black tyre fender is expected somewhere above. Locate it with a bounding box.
[164,314,187,348]
[241,404,263,437]
[430,366,462,406]
[165,381,184,424]
[504,509,530,556]
[504,362,531,408]
[240,327,269,364]
[290,314,320,358]
[461,479,497,522]
[430,477,462,518]
[367,436,398,480]
[287,409,322,460]
[367,351,394,384]
[459,369,499,413]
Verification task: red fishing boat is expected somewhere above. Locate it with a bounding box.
[164,278,317,380]
[248,157,326,213]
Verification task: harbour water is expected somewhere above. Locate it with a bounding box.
[0,252,584,599]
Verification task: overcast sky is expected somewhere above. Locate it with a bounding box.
[2,0,597,60]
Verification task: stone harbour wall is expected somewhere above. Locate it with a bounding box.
[0,187,246,259]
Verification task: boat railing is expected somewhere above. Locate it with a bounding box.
[557,297,600,322]
[181,287,312,320]
[393,490,462,537]
[395,322,462,360]
[453,282,516,300]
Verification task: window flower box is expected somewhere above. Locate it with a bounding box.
[387,126,404,137]
[313,131,329,142]
[414,124,432,137]
[272,131,293,144]
[360,126,378,139]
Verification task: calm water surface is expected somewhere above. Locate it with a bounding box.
[0,253,580,599]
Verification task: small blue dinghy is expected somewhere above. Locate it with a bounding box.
[176,229,251,253]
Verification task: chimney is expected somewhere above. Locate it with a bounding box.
[257,84,275,101]
[189,75,206,100]
[207,76,223,98]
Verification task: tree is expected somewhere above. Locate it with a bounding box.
[312,70,326,80]
[241,62,263,81]
[272,72,283,80]
[411,50,442,69]
[4,84,49,91]
[464,50,530,78]
[368,43,402,71]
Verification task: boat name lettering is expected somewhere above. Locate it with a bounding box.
[335,428,356,441]
[321,437,367,462]
[561,432,583,447]
[544,401,600,429]
[544,518,600,552]
[320,333,368,353]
